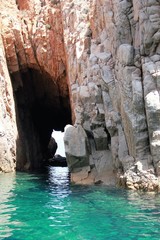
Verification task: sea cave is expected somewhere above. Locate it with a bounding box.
[11,67,72,171]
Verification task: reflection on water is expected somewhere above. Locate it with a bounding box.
[47,166,70,195]
[124,191,160,238]
[48,166,69,185]
[0,173,17,238]
[0,167,160,240]
[127,190,160,211]
[125,191,160,228]
[0,167,71,239]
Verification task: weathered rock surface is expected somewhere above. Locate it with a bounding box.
[64,125,89,170]
[0,35,17,172]
[0,0,160,190]
[0,0,71,170]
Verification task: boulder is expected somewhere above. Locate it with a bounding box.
[47,137,57,158]
[64,125,89,171]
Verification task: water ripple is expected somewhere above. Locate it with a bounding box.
[0,167,160,240]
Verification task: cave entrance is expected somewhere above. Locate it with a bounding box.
[11,68,72,171]
[52,130,65,157]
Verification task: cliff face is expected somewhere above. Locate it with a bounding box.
[62,0,160,190]
[0,34,17,172]
[0,0,72,170]
[0,0,160,190]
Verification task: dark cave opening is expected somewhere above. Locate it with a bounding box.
[11,68,72,171]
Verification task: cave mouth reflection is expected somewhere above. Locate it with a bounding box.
[11,68,72,171]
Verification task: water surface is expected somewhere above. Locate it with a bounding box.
[0,167,160,240]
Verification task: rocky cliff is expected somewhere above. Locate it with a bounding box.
[0,0,160,191]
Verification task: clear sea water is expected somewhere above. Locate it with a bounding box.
[0,167,160,240]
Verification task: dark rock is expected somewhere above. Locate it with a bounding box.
[47,137,58,158]
[47,154,67,167]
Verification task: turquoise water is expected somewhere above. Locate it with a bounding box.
[0,167,160,240]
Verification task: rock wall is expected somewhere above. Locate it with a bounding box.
[0,35,17,172]
[0,0,160,190]
[61,0,160,190]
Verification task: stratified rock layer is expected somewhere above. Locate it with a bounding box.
[0,0,160,190]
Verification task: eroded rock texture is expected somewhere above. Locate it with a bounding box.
[0,0,160,190]
[61,0,160,190]
[0,35,17,172]
[0,0,72,170]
